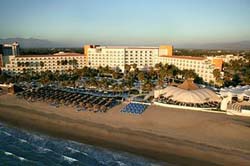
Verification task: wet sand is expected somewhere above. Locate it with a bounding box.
[1,94,250,166]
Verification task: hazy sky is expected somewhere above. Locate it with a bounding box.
[1,0,250,46]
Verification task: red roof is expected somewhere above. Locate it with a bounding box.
[163,56,206,60]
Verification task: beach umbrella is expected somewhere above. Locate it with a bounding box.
[94,104,100,110]
[100,105,107,112]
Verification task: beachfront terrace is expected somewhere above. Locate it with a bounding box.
[155,96,220,109]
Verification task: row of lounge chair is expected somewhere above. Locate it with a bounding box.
[16,87,118,113]
[121,103,148,114]
[63,87,128,98]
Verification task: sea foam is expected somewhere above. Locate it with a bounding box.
[62,155,78,163]
[3,131,11,136]
[4,151,27,161]
[4,151,14,156]
[37,147,52,153]
[116,161,127,166]
[18,138,28,143]
[0,123,165,166]
[66,146,80,153]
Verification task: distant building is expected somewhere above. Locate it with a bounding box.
[0,42,20,69]
[0,44,3,69]
[0,53,3,68]
[1,42,20,56]
[0,44,3,54]
[210,54,244,63]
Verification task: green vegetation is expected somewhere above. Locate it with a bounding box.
[174,49,246,57]
[1,51,250,90]
[0,62,205,92]
[223,53,250,86]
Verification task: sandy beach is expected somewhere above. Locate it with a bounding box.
[1,94,250,165]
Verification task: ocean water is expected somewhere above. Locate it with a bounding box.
[0,123,166,166]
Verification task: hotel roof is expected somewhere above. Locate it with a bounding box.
[164,56,206,60]
[178,79,199,90]
[94,46,159,49]
[16,53,84,58]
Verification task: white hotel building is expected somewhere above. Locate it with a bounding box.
[84,45,222,83]
[1,52,86,73]
[84,45,173,71]
[159,56,223,83]
[1,43,223,83]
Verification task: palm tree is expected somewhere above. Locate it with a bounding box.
[112,71,119,79]
[181,69,196,79]
[125,64,131,74]
[216,79,224,87]
[132,63,137,70]
[155,62,163,70]
[143,80,154,91]
[72,59,78,68]
[213,69,221,80]
[148,67,156,80]
[138,71,145,83]
[54,70,60,82]
[157,79,164,87]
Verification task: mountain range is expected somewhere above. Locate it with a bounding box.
[1,38,250,50]
[177,41,250,50]
[0,38,64,48]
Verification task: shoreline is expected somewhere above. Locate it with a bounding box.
[1,95,250,165]
[0,104,215,166]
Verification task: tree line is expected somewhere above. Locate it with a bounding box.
[1,57,249,91]
[19,48,83,55]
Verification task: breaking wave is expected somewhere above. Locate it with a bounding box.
[62,155,78,163]
[0,122,167,166]
[4,151,27,161]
